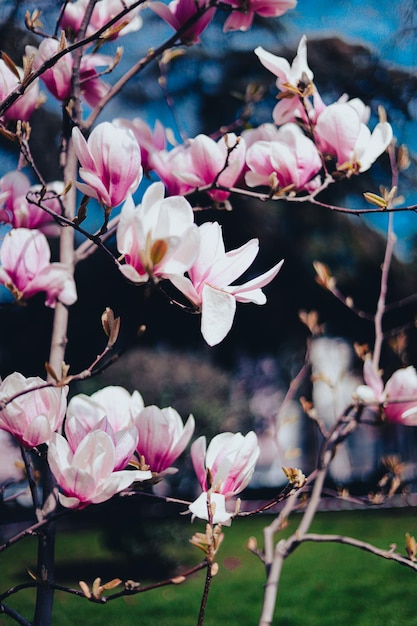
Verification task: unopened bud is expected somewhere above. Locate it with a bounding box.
[210,562,219,577]
[378,105,387,124]
[247,536,258,551]
[363,192,387,209]
[79,580,91,599]
[397,145,410,171]
[57,30,68,53]
[313,261,336,290]
[405,532,417,561]
[101,307,120,348]
[1,52,20,80]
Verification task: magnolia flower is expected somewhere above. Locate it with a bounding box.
[26,39,111,106]
[114,118,166,175]
[61,0,143,39]
[355,358,385,406]
[151,0,216,44]
[172,133,247,202]
[191,431,260,498]
[72,122,142,209]
[315,102,393,174]
[116,181,200,283]
[355,362,417,426]
[169,222,283,346]
[27,38,73,101]
[0,171,62,234]
[188,431,259,524]
[134,405,195,474]
[65,386,143,470]
[272,89,326,126]
[255,35,313,93]
[151,145,197,196]
[76,53,113,107]
[87,385,145,428]
[245,123,322,192]
[48,431,152,509]
[222,0,296,32]
[0,59,39,122]
[385,367,417,425]
[0,372,67,448]
[0,228,77,307]
[241,123,282,149]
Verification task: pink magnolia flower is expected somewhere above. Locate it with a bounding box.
[76,53,113,107]
[114,118,166,175]
[169,222,283,345]
[272,88,326,126]
[385,367,417,425]
[222,0,296,32]
[65,386,144,470]
[87,385,145,428]
[116,181,200,283]
[245,123,322,192]
[0,372,68,448]
[241,123,282,149]
[0,228,77,307]
[355,362,417,425]
[0,171,62,234]
[151,145,196,196]
[188,431,259,524]
[255,35,313,93]
[61,0,143,39]
[134,405,195,474]
[172,133,247,202]
[72,122,142,208]
[48,431,152,509]
[253,38,326,126]
[0,59,39,122]
[191,431,260,497]
[26,39,111,106]
[151,0,216,44]
[355,358,385,405]
[315,102,393,174]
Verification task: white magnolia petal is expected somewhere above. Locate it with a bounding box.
[188,492,233,525]
[200,285,236,346]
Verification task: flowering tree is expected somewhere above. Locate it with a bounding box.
[0,1,416,625]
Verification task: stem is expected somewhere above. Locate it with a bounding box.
[372,211,395,370]
[33,28,83,623]
[32,465,57,626]
[197,562,213,626]
[372,140,399,369]
[48,144,77,375]
[20,447,41,518]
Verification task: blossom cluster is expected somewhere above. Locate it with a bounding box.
[0,120,283,344]
[0,374,259,519]
[0,32,393,342]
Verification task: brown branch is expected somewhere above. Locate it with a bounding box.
[302,533,417,572]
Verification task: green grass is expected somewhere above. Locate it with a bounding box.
[1,508,417,625]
